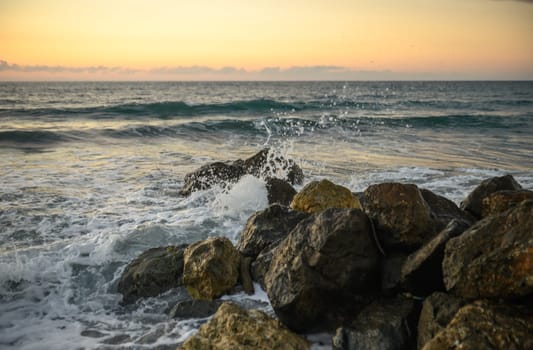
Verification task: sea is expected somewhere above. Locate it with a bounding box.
[0,81,532,349]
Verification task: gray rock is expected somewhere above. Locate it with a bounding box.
[169,299,224,319]
[266,178,297,206]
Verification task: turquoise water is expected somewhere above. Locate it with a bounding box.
[1,81,532,349]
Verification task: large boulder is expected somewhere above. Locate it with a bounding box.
[400,220,470,296]
[117,245,187,304]
[266,178,297,206]
[417,292,466,349]
[265,208,381,331]
[363,183,436,251]
[422,301,533,350]
[443,200,533,299]
[460,174,522,219]
[332,296,419,350]
[250,244,277,288]
[179,302,309,350]
[183,237,241,300]
[237,204,310,258]
[420,189,474,229]
[180,148,303,196]
[481,189,533,217]
[290,179,361,214]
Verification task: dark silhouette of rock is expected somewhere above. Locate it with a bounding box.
[250,244,277,289]
[266,177,297,205]
[169,299,224,319]
[380,253,408,293]
[423,301,533,350]
[460,174,522,219]
[117,245,187,304]
[179,162,245,196]
[481,189,533,218]
[443,200,533,299]
[179,302,309,350]
[265,208,380,332]
[332,296,420,350]
[417,292,466,349]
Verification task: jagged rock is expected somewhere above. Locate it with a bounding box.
[460,174,522,219]
[443,200,533,299]
[380,253,408,293]
[180,149,303,196]
[239,256,254,295]
[117,245,187,304]
[481,189,533,217]
[250,244,277,289]
[290,179,361,214]
[400,220,470,296]
[179,302,309,350]
[364,183,437,251]
[423,301,533,350]
[237,204,309,258]
[417,292,466,349]
[266,178,297,205]
[420,188,474,229]
[265,208,380,331]
[183,237,241,300]
[169,299,224,319]
[332,296,419,350]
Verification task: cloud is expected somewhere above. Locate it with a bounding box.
[0,60,138,74]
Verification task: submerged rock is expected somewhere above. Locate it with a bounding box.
[183,237,240,300]
[290,179,361,214]
[237,204,309,258]
[423,301,533,350]
[460,174,522,219]
[179,148,303,196]
[481,189,533,217]
[179,302,309,350]
[332,296,419,350]
[417,292,466,349]
[117,245,187,304]
[265,208,380,331]
[443,200,533,299]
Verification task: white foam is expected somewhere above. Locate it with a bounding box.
[211,175,268,219]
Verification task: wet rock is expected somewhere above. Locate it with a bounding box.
[237,204,309,258]
[117,245,187,304]
[179,302,309,350]
[443,200,533,299]
[179,149,303,196]
[266,177,297,205]
[169,299,224,319]
[380,253,408,293]
[417,292,466,349]
[239,256,254,295]
[364,183,436,251]
[183,237,241,300]
[332,296,420,350]
[460,174,522,219]
[250,244,277,288]
[400,220,469,296]
[420,188,474,229]
[423,301,533,350]
[481,189,533,217]
[290,179,361,214]
[265,208,380,332]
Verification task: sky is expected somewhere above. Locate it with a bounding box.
[1,0,532,80]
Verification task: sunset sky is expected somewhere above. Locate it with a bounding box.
[1,0,532,80]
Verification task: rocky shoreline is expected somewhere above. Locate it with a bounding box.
[117,149,533,350]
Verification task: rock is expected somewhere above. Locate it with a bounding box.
[266,178,297,205]
[250,245,276,288]
[332,296,419,350]
[423,301,533,350]
[237,204,310,258]
[481,189,533,218]
[290,179,361,214]
[400,220,469,296]
[179,302,309,350]
[420,188,474,229]
[460,174,522,219]
[443,200,533,299]
[169,299,224,319]
[265,208,380,331]
[183,237,241,300]
[364,183,437,251]
[117,245,187,304]
[179,149,304,196]
[417,292,466,349]
[239,256,254,295]
[380,253,408,293]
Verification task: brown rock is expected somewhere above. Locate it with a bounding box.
[290,179,361,214]
[183,237,240,300]
[420,188,474,229]
[179,162,244,196]
[443,200,533,299]
[481,189,533,218]
[179,302,309,350]
[422,301,533,350]
[266,177,297,206]
[460,174,522,219]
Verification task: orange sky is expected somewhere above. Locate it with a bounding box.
[1,0,532,80]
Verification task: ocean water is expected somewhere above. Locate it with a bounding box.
[0,81,532,349]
